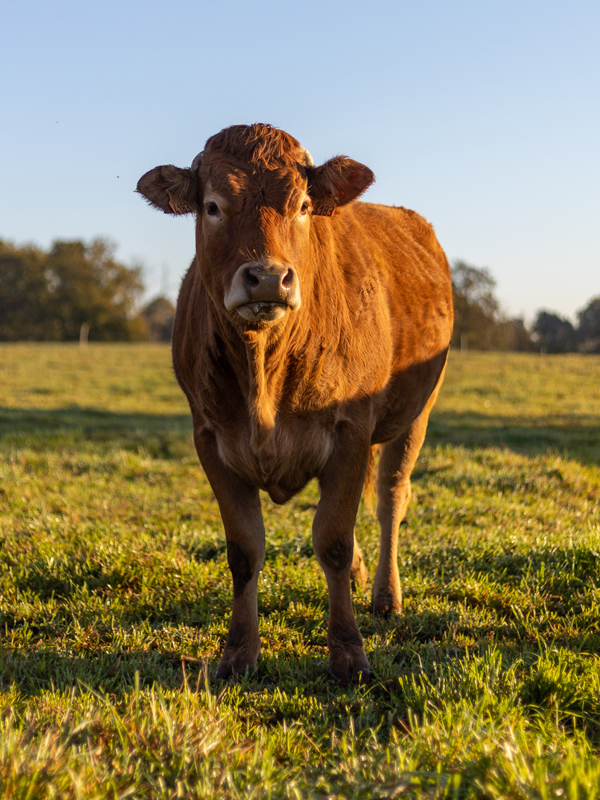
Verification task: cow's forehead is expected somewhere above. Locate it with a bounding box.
[202,160,307,212]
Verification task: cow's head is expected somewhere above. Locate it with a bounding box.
[137,124,374,327]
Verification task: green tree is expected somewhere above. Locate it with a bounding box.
[532,311,576,353]
[0,241,50,340]
[45,239,144,341]
[451,261,534,351]
[451,261,501,349]
[0,238,145,341]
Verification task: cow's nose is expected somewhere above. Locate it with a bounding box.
[242,264,297,301]
[223,259,301,315]
[242,264,296,299]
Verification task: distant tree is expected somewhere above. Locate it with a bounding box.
[451,260,503,349]
[0,238,145,341]
[576,296,600,353]
[140,296,175,342]
[45,239,144,341]
[532,311,577,353]
[0,241,50,340]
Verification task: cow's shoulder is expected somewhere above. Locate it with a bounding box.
[353,203,442,254]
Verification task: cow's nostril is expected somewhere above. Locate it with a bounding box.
[282,269,295,288]
[244,268,260,288]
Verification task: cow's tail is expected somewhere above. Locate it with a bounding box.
[362,445,378,514]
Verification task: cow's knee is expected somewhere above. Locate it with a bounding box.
[226,537,264,591]
[226,541,256,596]
[314,536,353,575]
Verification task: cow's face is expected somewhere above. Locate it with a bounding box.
[137,125,374,328]
[196,157,312,324]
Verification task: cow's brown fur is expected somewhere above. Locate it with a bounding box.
[137,124,453,683]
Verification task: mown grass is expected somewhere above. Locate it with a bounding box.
[1,344,599,799]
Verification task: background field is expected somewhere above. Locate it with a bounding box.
[1,345,599,799]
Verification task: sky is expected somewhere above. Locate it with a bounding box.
[2,0,599,322]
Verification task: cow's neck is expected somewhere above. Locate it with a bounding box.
[208,302,297,453]
[241,326,292,453]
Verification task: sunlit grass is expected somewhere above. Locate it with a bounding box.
[1,345,599,798]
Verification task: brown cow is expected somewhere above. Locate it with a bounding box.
[137,124,453,684]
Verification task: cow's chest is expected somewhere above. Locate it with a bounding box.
[214,412,335,504]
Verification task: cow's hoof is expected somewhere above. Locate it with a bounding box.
[215,649,260,680]
[328,649,372,686]
[328,662,372,686]
[372,592,402,618]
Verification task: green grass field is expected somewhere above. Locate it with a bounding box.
[1,344,599,799]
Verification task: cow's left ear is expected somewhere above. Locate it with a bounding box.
[307,157,375,216]
[136,165,199,215]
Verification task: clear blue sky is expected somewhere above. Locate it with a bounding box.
[2,0,598,321]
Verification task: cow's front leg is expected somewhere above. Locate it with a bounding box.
[194,428,265,679]
[313,432,371,684]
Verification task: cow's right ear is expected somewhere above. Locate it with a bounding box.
[136,165,199,215]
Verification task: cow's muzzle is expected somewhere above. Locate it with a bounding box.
[224,260,301,322]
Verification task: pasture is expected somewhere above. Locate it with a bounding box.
[1,344,599,799]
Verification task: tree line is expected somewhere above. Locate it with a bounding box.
[451,260,599,353]
[0,238,598,351]
[0,238,174,343]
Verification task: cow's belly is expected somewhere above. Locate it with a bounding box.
[215,417,334,504]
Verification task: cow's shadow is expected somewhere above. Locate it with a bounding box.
[1,404,599,465]
[427,409,600,465]
[0,405,191,440]
[0,644,196,696]
[2,403,599,701]
[3,539,599,700]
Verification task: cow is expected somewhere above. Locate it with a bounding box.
[137,124,453,684]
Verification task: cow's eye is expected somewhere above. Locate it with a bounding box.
[206,202,219,216]
[300,202,310,216]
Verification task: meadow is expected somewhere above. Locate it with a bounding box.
[1,344,599,799]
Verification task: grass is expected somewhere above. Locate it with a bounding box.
[0,344,599,798]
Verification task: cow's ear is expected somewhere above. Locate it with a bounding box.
[307,157,374,216]
[136,165,199,215]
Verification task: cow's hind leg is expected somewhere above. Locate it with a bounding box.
[194,429,265,679]
[350,535,369,590]
[372,410,431,617]
[349,447,375,592]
